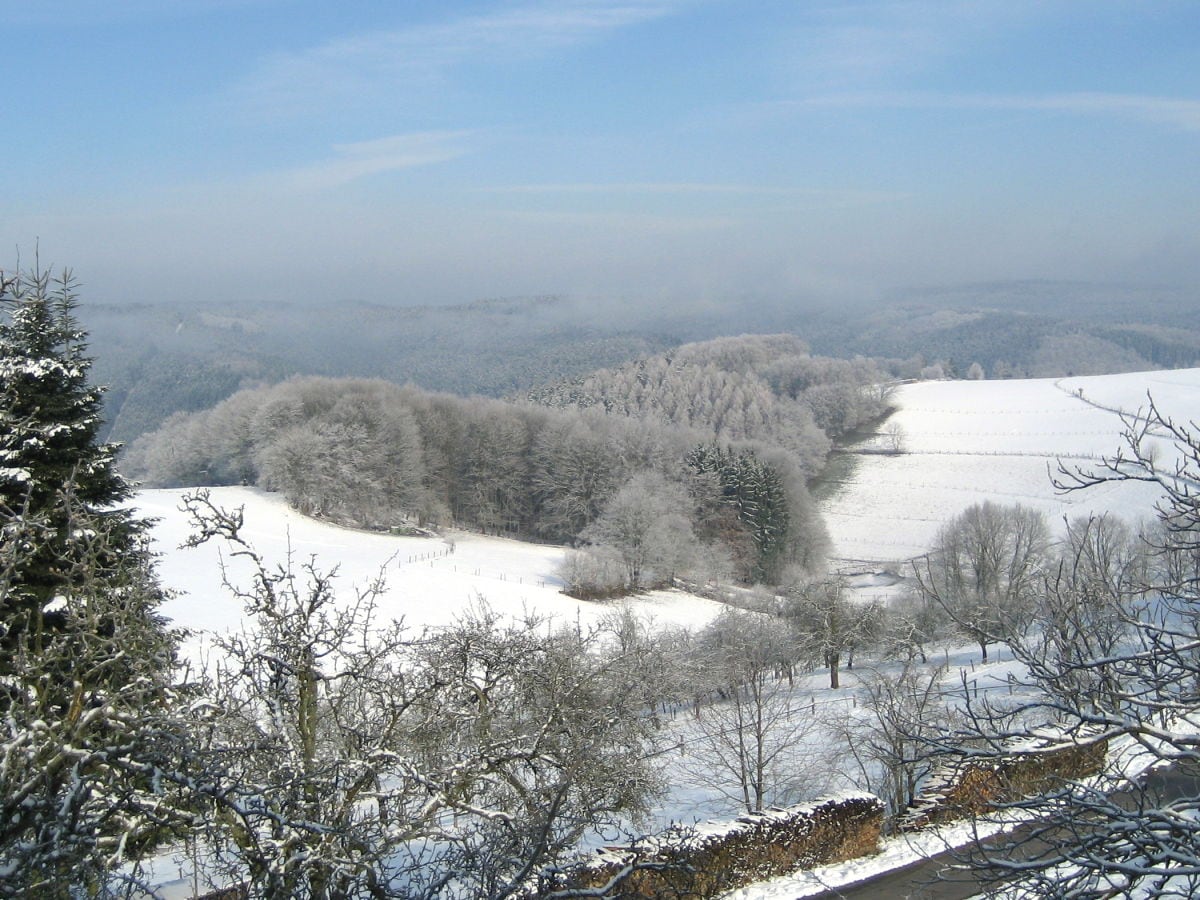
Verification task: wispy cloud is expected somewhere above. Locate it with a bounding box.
[785,0,1039,85]
[793,91,1200,132]
[485,182,787,195]
[234,1,689,117]
[268,131,472,190]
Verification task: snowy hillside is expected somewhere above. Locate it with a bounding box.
[821,368,1200,566]
[137,487,728,660]
[138,367,1200,655]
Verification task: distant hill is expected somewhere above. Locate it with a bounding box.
[82,297,675,444]
[80,281,1200,446]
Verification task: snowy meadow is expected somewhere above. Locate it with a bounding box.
[821,370,1198,566]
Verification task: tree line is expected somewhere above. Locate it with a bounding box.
[126,341,888,587]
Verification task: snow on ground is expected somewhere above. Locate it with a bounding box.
[132,369,1200,896]
[137,486,727,661]
[821,369,1200,566]
[140,369,1200,649]
[722,818,1001,899]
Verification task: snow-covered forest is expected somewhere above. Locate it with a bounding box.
[124,333,891,589]
[8,266,1200,899]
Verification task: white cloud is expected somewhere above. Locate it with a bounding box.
[482,181,909,205]
[268,131,473,190]
[484,182,783,195]
[1013,93,1200,133]
[783,0,1043,86]
[234,1,690,118]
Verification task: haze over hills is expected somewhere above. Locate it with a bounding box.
[84,280,1200,448]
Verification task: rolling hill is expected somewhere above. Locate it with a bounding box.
[820,367,1200,566]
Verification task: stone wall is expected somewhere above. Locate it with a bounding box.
[539,793,884,898]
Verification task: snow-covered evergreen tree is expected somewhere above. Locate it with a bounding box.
[686,444,792,583]
[0,265,187,895]
[0,267,140,645]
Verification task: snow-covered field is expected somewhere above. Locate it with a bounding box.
[821,368,1200,566]
[142,369,1200,648]
[139,368,1200,647]
[136,487,728,661]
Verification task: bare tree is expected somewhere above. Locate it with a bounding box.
[878,589,953,664]
[833,662,957,819]
[686,609,824,813]
[181,491,424,899]
[181,490,667,898]
[785,577,882,689]
[1033,514,1151,714]
[914,501,1051,662]
[883,420,905,454]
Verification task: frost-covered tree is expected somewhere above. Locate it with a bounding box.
[914,501,1050,662]
[453,402,534,534]
[1034,514,1151,714]
[182,491,665,899]
[579,471,702,591]
[687,609,823,813]
[833,663,955,818]
[529,334,844,475]
[529,414,623,541]
[405,607,667,898]
[785,577,881,689]
[922,405,1200,896]
[180,491,421,899]
[878,589,953,665]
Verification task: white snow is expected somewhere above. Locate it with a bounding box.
[725,719,1197,900]
[136,486,728,661]
[821,369,1200,565]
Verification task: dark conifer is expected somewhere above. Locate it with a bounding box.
[0,267,142,645]
[0,265,186,894]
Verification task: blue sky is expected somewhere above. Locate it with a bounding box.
[3,0,1198,307]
